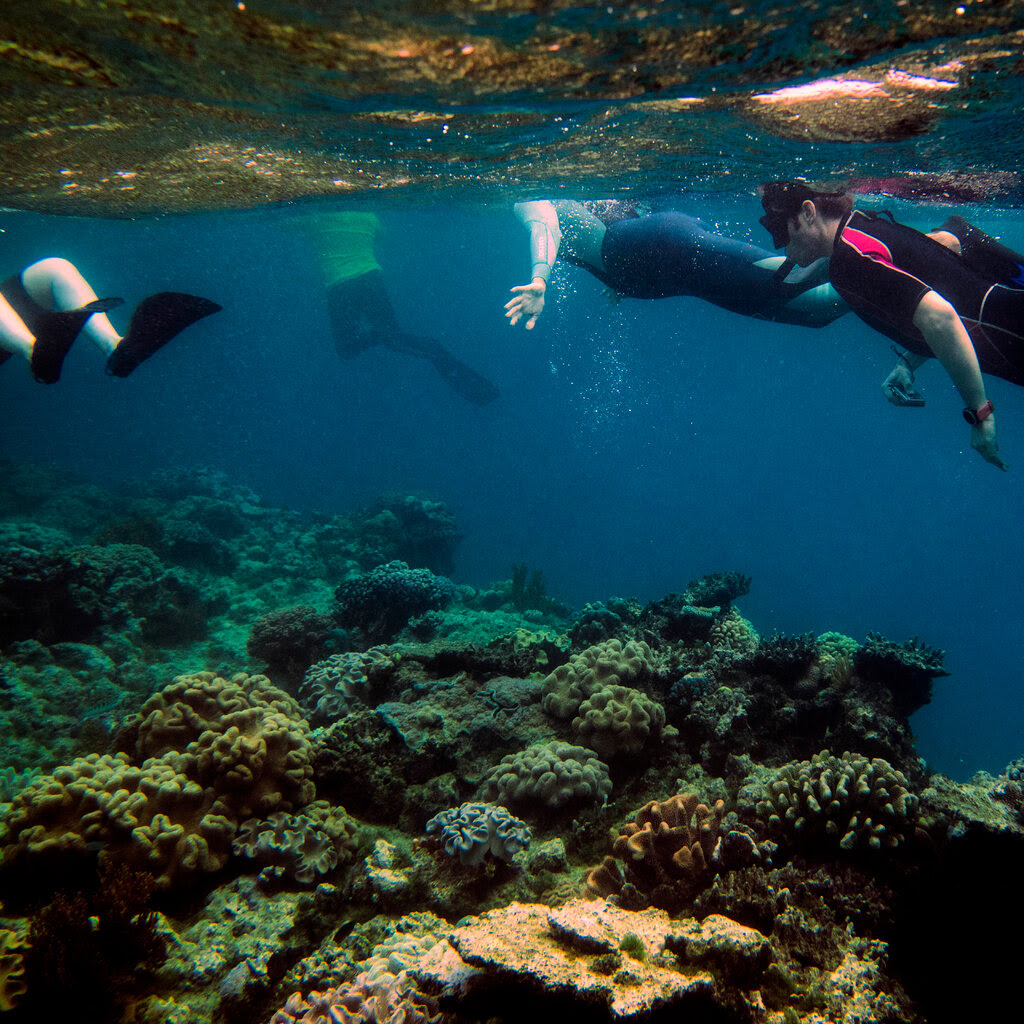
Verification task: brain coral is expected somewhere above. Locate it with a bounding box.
[541,638,658,720]
[571,685,669,758]
[425,802,532,866]
[479,741,612,810]
[746,749,920,854]
[1,672,316,887]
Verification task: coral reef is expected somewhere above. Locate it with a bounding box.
[348,494,462,575]
[424,803,532,866]
[3,461,1021,1024]
[478,741,612,811]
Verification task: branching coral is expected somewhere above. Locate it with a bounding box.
[853,634,949,717]
[246,605,336,683]
[479,741,612,810]
[334,561,457,644]
[586,794,728,909]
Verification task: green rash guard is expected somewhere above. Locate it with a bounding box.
[291,211,382,285]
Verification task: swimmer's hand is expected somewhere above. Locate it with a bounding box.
[971,417,1008,471]
[505,279,546,330]
[882,361,925,406]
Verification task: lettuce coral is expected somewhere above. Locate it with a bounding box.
[425,803,531,866]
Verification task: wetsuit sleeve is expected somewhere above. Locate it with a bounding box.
[514,201,562,283]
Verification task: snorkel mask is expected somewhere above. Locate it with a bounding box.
[759,180,819,249]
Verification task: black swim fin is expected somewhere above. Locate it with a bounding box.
[937,215,1024,288]
[30,296,125,384]
[429,350,500,406]
[106,292,222,378]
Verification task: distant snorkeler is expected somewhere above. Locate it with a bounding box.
[293,210,498,406]
[504,199,850,331]
[0,257,221,384]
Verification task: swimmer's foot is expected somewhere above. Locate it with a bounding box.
[30,296,124,384]
[106,292,221,377]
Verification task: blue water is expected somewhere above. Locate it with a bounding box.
[3,195,1023,780]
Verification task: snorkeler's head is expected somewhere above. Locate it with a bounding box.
[759,181,853,248]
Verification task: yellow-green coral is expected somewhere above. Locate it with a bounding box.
[571,685,670,758]
[708,608,760,659]
[479,741,612,809]
[816,632,859,686]
[541,639,658,720]
[1,672,316,887]
[0,911,29,1012]
[752,749,919,853]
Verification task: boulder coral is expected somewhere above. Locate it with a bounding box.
[571,684,670,758]
[744,749,920,855]
[541,638,658,720]
[478,741,612,810]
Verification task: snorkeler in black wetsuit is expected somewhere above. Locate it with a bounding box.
[504,199,849,331]
[759,179,1024,470]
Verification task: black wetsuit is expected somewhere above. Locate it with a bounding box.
[830,210,1024,385]
[562,211,845,328]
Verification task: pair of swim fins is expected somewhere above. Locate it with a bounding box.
[30,291,222,384]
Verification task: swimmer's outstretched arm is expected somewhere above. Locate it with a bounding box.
[505,200,562,330]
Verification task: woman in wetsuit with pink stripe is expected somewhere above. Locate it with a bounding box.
[760,180,1024,470]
